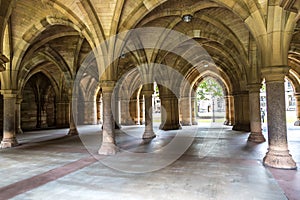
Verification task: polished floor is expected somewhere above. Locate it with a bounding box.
[0,122,299,200]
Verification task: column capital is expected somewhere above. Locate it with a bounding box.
[142,90,153,96]
[0,54,9,72]
[100,80,115,92]
[0,90,17,98]
[232,91,248,97]
[261,65,290,82]
[247,83,262,93]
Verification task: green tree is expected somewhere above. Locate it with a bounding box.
[197,78,223,100]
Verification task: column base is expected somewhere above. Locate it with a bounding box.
[17,128,23,134]
[263,149,297,169]
[192,121,198,125]
[67,128,78,135]
[0,138,18,148]
[159,123,182,130]
[115,122,121,129]
[248,132,266,143]
[294,120,300,126]
[181,121,192,126]
[232,123,250,132]
[98,142,118,155]
[224,120,231,125]
[143,131,156,139]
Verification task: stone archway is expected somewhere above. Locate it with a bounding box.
[21,72,57,130]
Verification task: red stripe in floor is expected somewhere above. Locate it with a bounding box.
[268,167,300,200]
[0,156,98,199]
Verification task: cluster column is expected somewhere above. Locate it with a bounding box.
[262,66,296,169]
[247,84,266,143]
[98,81,118,155]
[142,89,156,139]
[1,91,18,148]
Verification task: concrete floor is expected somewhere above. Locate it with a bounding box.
[0,122,299,200]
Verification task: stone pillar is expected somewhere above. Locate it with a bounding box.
[294,93,300,126]
[224,95,230,125]
[98,81,118,155]
[15,97,23,134]
[180,96,191,126]
[114,96,121,129]
[1,91,18,148]
[143,90,156,139]
[56,101,69,128]
[159,87,181,130]
[120,98,135,125]
[139,95,144,125]
[129,98,138,124]
[229,95,235,125]
[262,66,296,169]
[96,95,103,124]
[68,97,78,135]
[83,101,97,124]
[191,90,198,125]
[247,84,266,143]
[232,92,250,131]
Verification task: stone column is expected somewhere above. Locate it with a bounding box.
[262,66,296,169]
[1,91,18,148]
[120,98,134,125]
[83,100,97,124]
[143,90,156,139]
[180,96,191,126]
[247,84,266,143]
[294,93,300,126]
[98,81,118,155]
[229,95,235,125]
[232,92,250,131]
[224,95,230,125]
[96,95,102,124]
[129,98,138,124]
[191,90,198,125]
[68,97,78,135]
[15,96,23,134]
[114,96,121,129]
[159,89,181,130]
[56,101,69,128]
[139,96,144,125]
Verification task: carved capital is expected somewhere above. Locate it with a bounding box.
[261,65,290,82]
[100,80,115,92]
[247,83,262,93]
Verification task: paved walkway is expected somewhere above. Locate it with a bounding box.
[0,123,299,199]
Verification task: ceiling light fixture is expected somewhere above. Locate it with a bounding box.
[182,14,192,23]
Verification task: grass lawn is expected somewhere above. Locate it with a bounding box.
[152,111,298,124]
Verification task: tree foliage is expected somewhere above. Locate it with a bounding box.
[197,78,223,100]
